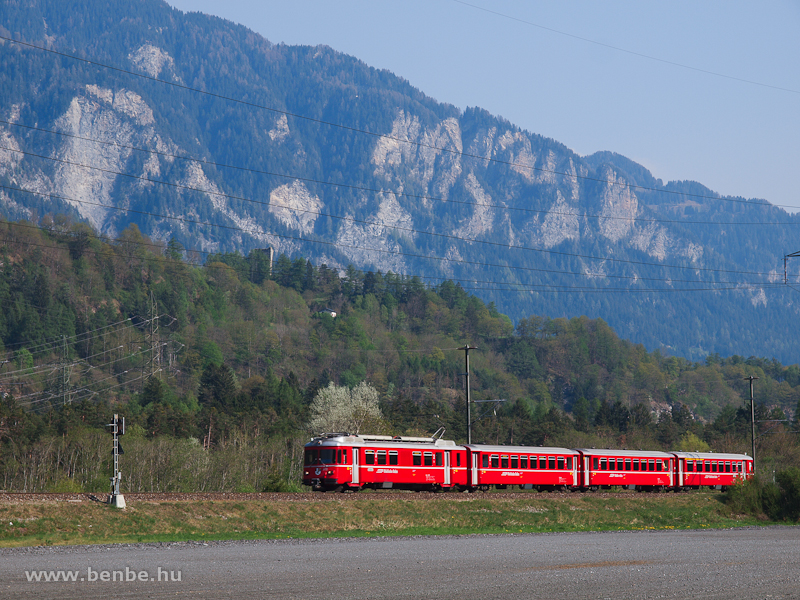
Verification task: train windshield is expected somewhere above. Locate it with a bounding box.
[304,448,337,465]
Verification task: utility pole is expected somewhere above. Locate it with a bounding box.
[460,344,477,444]
[745,375,759,473]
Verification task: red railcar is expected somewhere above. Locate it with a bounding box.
[303,433,466,492]
[304,433,754,493]
[574,449,674,491]
[671,452,753,490]
[464,445,579,491]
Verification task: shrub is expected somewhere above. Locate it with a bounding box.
[725,469,800,522]
[725,477,766,517]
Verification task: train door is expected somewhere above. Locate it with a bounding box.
[472,452,479,487]
[352,448,360,484]
[583,455,590,487]
[444,451,451,486]
[678,458,684,487]
[572,456,578,487]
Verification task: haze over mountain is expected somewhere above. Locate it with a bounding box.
[1,0,798,363]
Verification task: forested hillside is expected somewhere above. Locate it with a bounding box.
[1,0,800,363]
[0,217,798,492]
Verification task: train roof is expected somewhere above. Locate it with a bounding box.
[574,448,673,458]
[464,444,578,455]
[671,451,752,461]
[306,433,456,448]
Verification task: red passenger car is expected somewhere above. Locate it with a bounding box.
[671,452,752,490]
[575,449,674,491]
[465,445,579,491]
[303,433,466,492]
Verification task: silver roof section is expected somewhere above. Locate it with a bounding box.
[574,448,673,458]
[307,433,456,447]
[671,451,751,460]
[464,444,578,455]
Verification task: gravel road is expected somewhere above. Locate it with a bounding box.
[2,527,799,599]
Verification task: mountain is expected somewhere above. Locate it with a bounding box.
[1,0,799,363]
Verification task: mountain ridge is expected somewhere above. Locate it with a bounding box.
[1,0,798,363]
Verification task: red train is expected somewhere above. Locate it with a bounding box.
[302,433,753,493]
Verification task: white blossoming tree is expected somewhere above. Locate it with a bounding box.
[308,381,385,435]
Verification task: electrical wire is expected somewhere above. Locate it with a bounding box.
[3,119,798,227]
[0,34,791,210]
[451,0,800,96]
[0,154,782,280]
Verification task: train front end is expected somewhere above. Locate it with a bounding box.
[303,434,353,492]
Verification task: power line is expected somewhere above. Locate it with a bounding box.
[0,154,780,280]
[451,0,800,96]
[0,188,779,287]
[3,119,798,227]
[2,220,790,313]
[0,317,134,354]
[0,35,791,210]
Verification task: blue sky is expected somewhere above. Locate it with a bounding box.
[167,0,800,212]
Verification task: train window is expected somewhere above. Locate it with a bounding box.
[337,450,342,464]
[304,450,316,465]
[558,457,565,470]
[456,454,461,467]
[501,456,509,469]
[482,455,489,468]
[389,451,398,466]
[633,460,639,471]
[377,451,387,465]
[491,455,499,469]
[435,453,443,467]
[413,451,422,466]
[611,458,618,471]
[321,449,335,464]
[548,456,556,470]
[539,456,546,469]
[734,462,740,473]
[648,459,655,471]
[600,458,607,471]
[424,452,433,467]
[364,450,375,465]
[567,457,573,470]
[625,459,632,471]
[593,458,599,470]
[687,461,694,472]
[711,461,717,473]
[725,462,731,473]
[511,456,518,469]
[521,456,528,469]
[656,460,662,472]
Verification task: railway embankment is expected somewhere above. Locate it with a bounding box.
[0,490,771,547]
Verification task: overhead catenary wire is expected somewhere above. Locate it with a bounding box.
[0,34,792,211]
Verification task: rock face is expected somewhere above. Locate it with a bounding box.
[1,0,798,361]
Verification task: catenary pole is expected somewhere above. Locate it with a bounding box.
[461,344,477,444]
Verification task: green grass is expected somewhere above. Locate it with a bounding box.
[0,491,773,547]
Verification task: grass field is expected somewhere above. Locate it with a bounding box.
[0,491,770,547]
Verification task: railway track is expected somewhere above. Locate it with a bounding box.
[0,488,697,504]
